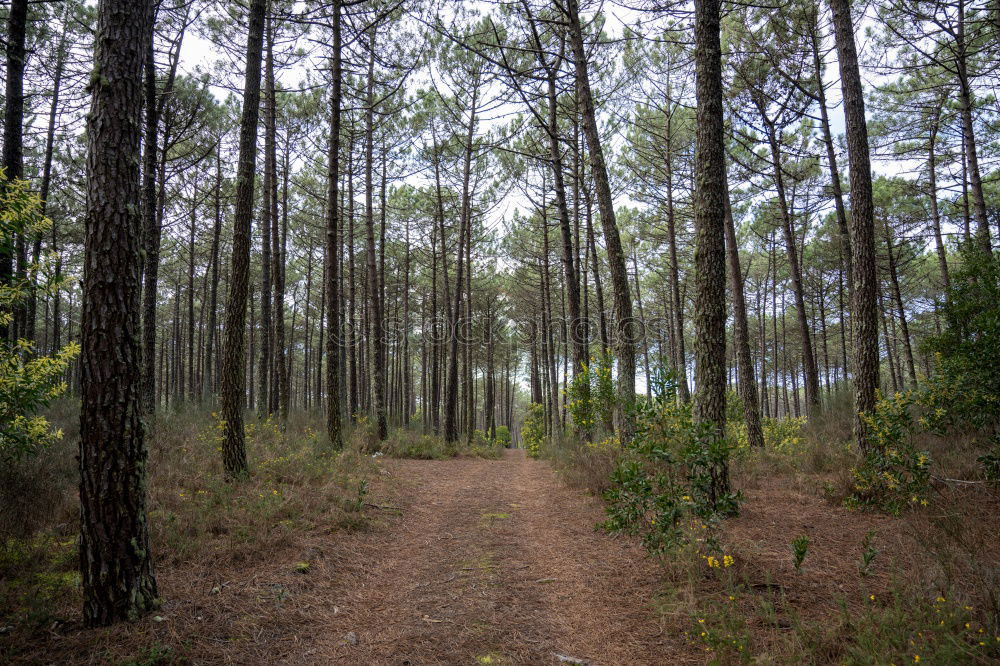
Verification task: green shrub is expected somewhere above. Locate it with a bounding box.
[523,402,546,458]
[493,425,511,448]
[847,391,931,515]
[0,173,78,461]
[601,371,740,555]
[920,246,1000,436]
[564,352,615,436]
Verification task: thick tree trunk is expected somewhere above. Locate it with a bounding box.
[220,0,267,476]
[829,0,879,452]
[1,0,28,342]
[693,0,732,507]
[78,0,158,626]
[324,0,344,448]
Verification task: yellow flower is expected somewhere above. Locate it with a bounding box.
[723,555,734,567]
[706,556,719,568]
[870,595,876,601]
[913,656,920,663]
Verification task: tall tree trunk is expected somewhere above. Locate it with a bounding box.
[443,74,480,444]
[758,112,820,411]
[362,34,388,440]
[324,0,344,448]
[955,0,992,255]
[927,102,950,293]
[692,0,732,507]
[565,0,635,438]
[1,0,28,341]
[78,0,158,626]
[810,20,853,300]
[829,0,879,452]
[204,147,223,398]
[723,173,765,448]
[220,0,267,477]
[257,16,274,417]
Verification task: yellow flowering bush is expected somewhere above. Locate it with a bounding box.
[847,391,931,515]
[0,173,78,460]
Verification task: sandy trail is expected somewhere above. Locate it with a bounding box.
[308,449,680,665]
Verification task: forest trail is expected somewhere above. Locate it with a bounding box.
[310,449,682,665]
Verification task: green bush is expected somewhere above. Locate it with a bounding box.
[0,173,78,461]
[921,246,1000,435]
[493,425,511,448]
[601,371,740,555]
[564,351,616,436]
[523,403,546,458]
[847,391,931,515]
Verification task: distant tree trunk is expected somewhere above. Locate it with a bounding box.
[927,102,950,293]
[810,20,853,302]
[565,0,635,438]
[883,220,917,388]
[324,0,344,449]
[954,1,992,255]
[692,0,732,506]
[664,100,691,403]
[257,17,274,417]
[363,34,388,441]
[78,0,158,626]
[204,147,223,398]
[443,74,479,444]
[829,0,879,452]
[758,112,820,411]
[723,173,765,448]
[29,4,71,346]
[219,0,267,477]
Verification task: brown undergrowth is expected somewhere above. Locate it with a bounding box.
[545,403,1000,664]
[0,404,390,665]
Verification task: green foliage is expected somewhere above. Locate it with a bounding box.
[731,415,806,452]
[564,352,615,436]
[847,391,931,515]
[601,371,740,555]
[791,534,809,570]
[978,438,1000,483]
[523,402,546,459]
[0,174,78,461]
[921,247,1000,435]
[493,425,511,448]
[859,530,879,577]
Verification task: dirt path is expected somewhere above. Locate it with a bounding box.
[308,449,682,665]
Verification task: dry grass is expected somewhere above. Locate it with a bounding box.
[545,398,1000,664]
[0,403,385,664]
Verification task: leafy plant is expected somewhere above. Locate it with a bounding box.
[859,529,878,577]
[564,352,616,437]
[601,369,740,555]
[523,402,546,458]
[847,391,931,515]
[0,173,78,461]
[791,534,809,570]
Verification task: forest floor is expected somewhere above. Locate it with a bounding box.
[6,440,998,665]
[6,448,688,665]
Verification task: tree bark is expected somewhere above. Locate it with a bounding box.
[693,0,732,507]
[324,0,344,448]
[78,0,159,626]
[220,0,267,476]
[564,0,635,437]
[829,0,879,451]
